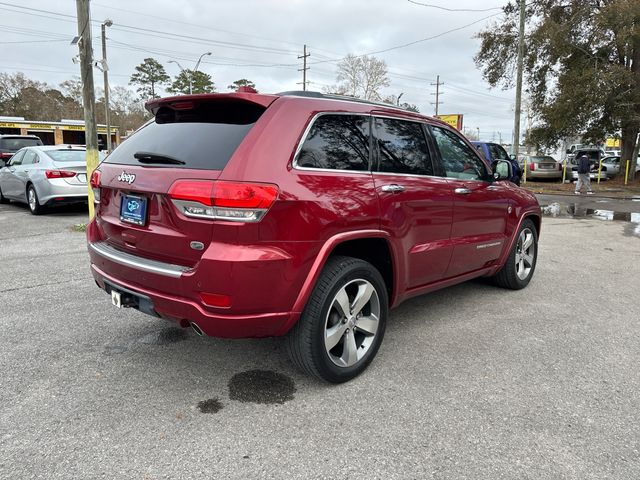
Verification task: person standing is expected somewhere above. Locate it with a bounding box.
[575,154,594,194]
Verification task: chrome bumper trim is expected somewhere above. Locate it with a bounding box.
[88,241,191,278]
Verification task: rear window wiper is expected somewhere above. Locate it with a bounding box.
[133,151,186,165]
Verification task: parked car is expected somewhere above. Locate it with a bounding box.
[600,156,640,176]
[519,155,563,181]
[569,148,608,181]
[0,134,43,167]
[86,90,541,383]
[0,145,90,214]
[471,141,522,185]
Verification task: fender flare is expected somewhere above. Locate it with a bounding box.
[492,208,541,275]
[279,229,402,334]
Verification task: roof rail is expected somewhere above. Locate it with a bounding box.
[276,90,411,112]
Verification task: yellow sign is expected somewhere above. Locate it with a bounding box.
[0,122,20,128]
[435,114,463,130]
[606,137,621,148]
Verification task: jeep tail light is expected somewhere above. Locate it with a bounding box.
[168,180,279,222]
[90,169,101,203]
[45,170,76,179]
[529,162,535,171]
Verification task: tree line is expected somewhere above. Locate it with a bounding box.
[475,0,640,179]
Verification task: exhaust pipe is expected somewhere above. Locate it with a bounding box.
[190,322,204,337]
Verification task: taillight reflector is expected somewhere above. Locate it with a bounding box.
[199,292,232,308]
[90,169,101,188]
[45,170,76,179]
[529,162,535,171]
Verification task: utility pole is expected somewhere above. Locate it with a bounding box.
[430,75,444,115]
[75,0,99,219]
[512,0,526,157]
[101,19,112,152]
[298,44,310,91]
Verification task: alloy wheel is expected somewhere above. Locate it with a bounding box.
[324,279,380,368]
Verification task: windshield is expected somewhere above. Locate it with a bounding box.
[0,138,42,151]
[47,150,87,162]
[105,101,265,170]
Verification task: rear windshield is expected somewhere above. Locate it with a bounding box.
[47,150,86,162]
[0,138,42,150]
[105,101,265,170]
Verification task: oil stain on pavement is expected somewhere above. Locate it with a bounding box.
[198,398,224,414]
[228,370,296,405]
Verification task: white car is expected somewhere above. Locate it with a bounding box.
[600,156,640,176]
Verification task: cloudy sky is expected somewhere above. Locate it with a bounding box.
[0,0,518,142]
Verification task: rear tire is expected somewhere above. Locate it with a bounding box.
[286,256,388,383]
[27,185,44,215]
[491,218,537,290]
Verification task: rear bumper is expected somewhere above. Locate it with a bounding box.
[39,180,87,204]
[90,262,297,338]
[528,170,562,179]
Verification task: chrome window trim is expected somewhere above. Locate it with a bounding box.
[292,112,372,172]
[89,241,192,278]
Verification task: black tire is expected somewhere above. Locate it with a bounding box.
[0,185,8,204]
[492,218,538,290]
[286,256,388,383]
[27,184,44,215]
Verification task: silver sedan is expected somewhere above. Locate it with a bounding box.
[0,145,95,214]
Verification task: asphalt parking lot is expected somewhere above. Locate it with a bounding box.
[1,200,639,479]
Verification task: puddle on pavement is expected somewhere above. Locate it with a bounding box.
[198,398,224,414]
[542,202,640,237]
[138,327,189,345]
[228,370,296,405]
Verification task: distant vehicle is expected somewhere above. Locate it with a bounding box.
[471,141,522,185]
[600,156,640,176]
[566,144,604,163]
[0,145,91,214]
[0,135,43,167]
[570,149,608,182]
[519,155,563,181]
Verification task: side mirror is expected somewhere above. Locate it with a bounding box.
[493,160,512,181]
[566,149,571,154]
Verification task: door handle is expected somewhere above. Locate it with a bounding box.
[381,184,405,193]
[454,187,472,195]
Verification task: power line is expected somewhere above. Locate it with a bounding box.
[407,0,503,13]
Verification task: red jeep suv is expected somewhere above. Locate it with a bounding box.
[87,90,541,383]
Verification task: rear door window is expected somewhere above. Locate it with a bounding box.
[374,117,434,176]
[105,101,266,170]
[488,143,510,161]
[296,114,370,171]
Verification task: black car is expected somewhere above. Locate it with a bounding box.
[0,135,44,167]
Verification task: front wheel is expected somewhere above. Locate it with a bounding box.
[491,218,538,290]
[286,256,388,383]
[0,185,8,204]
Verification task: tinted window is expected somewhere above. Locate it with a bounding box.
[488,143,510,161]
[375,118,433,176]
[430,126,489,181]
[0,138,42,150]
[47,150,87,162]
[296,114,370,171]
[22,151,37,165]
[106,102,265,170]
